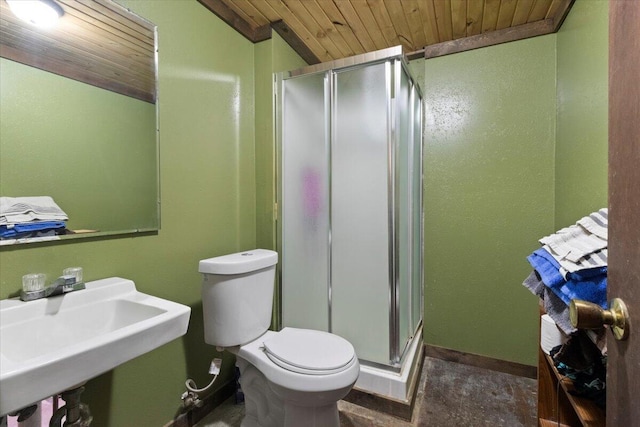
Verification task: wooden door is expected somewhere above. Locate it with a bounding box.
[607,1,640,426]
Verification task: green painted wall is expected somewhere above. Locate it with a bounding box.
[0,1,257,425]
[555,0,609,228]
[415,0,608,366]
[419,35,558,365]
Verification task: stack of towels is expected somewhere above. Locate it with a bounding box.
[0,196,69,239]
[524,208,609,408]
[523,208,608,335]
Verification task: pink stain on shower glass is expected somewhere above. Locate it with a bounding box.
[302,168,323,218]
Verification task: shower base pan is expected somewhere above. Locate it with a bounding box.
[344,326,424,421]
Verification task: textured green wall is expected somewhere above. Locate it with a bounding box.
[420,35,557,365]
[555,0,609,228]
[0,1,257,425]
[416,0,608,366]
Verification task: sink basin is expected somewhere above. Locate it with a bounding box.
[0,277,191,416]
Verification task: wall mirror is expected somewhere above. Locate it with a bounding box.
[0,0,159,246]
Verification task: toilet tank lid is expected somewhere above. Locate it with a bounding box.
[199,249,278,275]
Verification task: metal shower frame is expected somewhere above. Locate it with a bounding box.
[274,46,424,369]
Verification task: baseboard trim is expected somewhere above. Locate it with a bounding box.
[424,344,537,379]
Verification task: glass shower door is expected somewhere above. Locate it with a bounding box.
[280,72,330,332]
[330,62,391,365]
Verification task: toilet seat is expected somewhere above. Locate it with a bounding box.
[233,329,360,393]
[262,328,355,375]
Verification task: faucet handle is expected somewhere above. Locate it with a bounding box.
[20,274,47,301]
[63,267,83,283]
[22,273,46,293]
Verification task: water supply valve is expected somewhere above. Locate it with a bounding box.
[180,391,202,409]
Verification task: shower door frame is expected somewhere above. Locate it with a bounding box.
[275,46,424,370]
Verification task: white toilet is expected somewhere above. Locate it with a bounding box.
[199,249,359,427]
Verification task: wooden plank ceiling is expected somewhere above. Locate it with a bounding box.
[0,0,155,103]
[199,0,574,63]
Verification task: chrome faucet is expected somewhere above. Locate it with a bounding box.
[20,275,85,302]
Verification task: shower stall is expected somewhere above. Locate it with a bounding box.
[276,47,423,401]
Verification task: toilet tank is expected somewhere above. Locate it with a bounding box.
[199,249,278,347]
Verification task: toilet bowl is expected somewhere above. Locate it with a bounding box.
[231,328,359,426]
[199,249,359,427]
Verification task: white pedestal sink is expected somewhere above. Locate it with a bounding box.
[0,277,191,416]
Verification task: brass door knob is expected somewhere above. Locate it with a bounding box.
[569,298,629,341]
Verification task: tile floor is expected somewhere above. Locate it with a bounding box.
[195,356,537,427]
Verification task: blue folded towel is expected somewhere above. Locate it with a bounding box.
[0,221,66,238]
[527,249,565,288]
[527,248,607,309]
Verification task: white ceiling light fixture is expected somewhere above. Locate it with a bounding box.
[6,0,64,29]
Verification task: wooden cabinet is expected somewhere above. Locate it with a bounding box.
[537,311,605,427]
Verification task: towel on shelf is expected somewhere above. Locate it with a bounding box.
[577,208,608,240]
[544,246,608,277]
[539,208,608,273]
[0,196,68,225]
[527,248,607,309]
[522,208,609,347]
[540,224,607,263]
[527,249,564,288]
[0,221,67,238]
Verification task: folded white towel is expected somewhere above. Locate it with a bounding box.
[540,225,607,263]
[577,208,608,240]
[0,196,68,225]
[539,208,608,273]
[543,245,607,275]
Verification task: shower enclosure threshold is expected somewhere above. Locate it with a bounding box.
[343,326,424,420]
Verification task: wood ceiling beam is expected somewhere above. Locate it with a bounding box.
[550,0,575,32]
[198,0,271,42]
[422,18,554,59]
[271,20,321,65]
[197,0,318,64]
[418,0,573,60]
